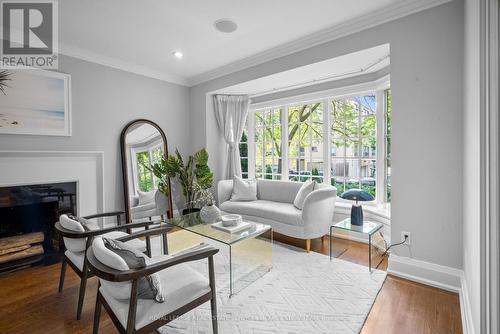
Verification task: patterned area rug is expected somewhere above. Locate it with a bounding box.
[152,231,386,334]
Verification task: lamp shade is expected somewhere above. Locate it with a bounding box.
[340,189,374,202]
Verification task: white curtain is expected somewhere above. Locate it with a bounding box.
[213,94,250,179]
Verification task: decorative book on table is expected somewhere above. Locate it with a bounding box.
[211,221,251,233]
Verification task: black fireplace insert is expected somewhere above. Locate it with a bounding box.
[0,182,77,273]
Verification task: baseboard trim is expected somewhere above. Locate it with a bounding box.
[459,274,475,334]
[388,254,476,333]
[387,254,462,293]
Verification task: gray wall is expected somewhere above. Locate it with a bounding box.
[189,1,464,269]
[0,55,191,213]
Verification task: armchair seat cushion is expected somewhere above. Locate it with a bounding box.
[99,256,210,330]
[220,200,303,226]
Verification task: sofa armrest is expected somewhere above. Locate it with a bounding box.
[217,179,233,205]
[302,187,336,238]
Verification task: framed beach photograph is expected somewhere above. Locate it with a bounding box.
[0,69,71,136]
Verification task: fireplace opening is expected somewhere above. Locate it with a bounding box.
[0,181,77,274]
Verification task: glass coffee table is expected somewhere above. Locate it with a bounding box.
[163,213,273,296]
[329,218,385,272]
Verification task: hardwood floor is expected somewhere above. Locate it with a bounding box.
[0,234,462,334]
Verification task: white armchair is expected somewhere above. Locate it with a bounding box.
[87,228,219,334]
[218,179,336,252]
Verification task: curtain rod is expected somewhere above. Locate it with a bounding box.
[249,54,390,98]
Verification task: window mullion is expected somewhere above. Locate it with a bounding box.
[357,100,362,189]
[281,105,289,181]
[376,90,385,205]
[248,112,256,179]
[323,99,331,184]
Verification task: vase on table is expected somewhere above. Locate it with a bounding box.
[200,204,221,223]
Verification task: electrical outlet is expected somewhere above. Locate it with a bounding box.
[401,231,411,245]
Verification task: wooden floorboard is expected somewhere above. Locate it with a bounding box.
[0,234,462,334]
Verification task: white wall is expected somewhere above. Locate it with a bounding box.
[189,1,464,270]
[0,55,191,213]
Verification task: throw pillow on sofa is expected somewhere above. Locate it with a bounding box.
[231,176,258,201]
[137,190,156,206]
[293,179,316,210]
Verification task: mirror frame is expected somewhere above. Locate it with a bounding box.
[120,119,173,225]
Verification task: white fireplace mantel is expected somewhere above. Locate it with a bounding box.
[0,151,105,218]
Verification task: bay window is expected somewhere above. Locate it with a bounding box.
[254,108,282,180]
[132,143,163,192]
[242,80,391,205]
[239,119,249,179]
[385,89,392,202]
[288,102,324,182]
[330,95,377,197]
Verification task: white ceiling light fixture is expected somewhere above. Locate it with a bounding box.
[172,51,183,59]
[214,19,238,33]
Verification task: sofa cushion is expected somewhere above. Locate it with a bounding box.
[231,176,257,201]
[256,179,303,203]
[293,180,316,210]
[220,200,303,226]
[138,190,156,206]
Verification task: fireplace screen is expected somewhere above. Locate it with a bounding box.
[0,182,77,273]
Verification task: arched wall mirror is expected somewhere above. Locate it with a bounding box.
[120,119,173,224]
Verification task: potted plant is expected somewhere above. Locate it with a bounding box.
[150,148,214,215]
[0,70,11,95]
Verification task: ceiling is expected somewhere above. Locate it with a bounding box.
[217,44,390,96]
[126,123,161,145]
[59,0,438,86]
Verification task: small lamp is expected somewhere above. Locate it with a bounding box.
[340,189,374,226]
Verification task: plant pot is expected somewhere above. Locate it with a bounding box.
[200,204,221,223]
[182,208,201,216]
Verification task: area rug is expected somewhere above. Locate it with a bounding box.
[149,231,386,334]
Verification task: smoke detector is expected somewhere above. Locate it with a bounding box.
[214,19,238,33]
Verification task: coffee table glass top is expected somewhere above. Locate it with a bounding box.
[333,219,382,235]
[163,212,271,245]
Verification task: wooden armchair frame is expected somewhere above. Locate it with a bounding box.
[87,228,219,334]
[55,211,169,319]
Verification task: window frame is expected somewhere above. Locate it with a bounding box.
[248,76,390,206]
[130,140,164,194]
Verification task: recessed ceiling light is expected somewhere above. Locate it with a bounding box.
[172,51,183,59]
[214,19,238,33]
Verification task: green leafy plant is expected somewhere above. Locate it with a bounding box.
[149,148,213,210]
[0,70,11,95]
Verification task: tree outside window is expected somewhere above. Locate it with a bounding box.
[239,122,249,179]
[246,87,390,204]
[135,144,164,192]
[331,95,376,198]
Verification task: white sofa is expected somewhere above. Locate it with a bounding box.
[130,189,169,220]
[218,179,336,252]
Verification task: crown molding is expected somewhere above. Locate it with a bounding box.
[59,44,190,86]
[188,0,452,86]
[57,0,451,87]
